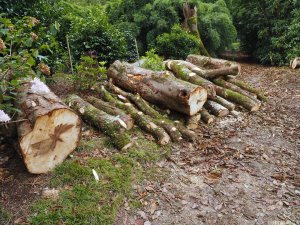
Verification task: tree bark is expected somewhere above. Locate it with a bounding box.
[15,81,82,174]
[214,95,235,111]
[186,113,201,130]
[165,60,216,98]
[66,94,131,150]
[186,55,241,78]
[204,100,229,117]
[225,76,267,102]
[86,96,134,130]
[182,3,210,57]
[291,57,300,69]
[96,86,170,145]
[107,61,207,116]
[200,109,215,124]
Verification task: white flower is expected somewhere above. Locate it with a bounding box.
[0,110,11,123]
[30,77,50,94]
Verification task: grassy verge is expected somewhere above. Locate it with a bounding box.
[29,128,171,224]
[0,207,12,225]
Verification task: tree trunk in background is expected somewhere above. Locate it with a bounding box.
[182,3,210,57]
[107,61,207,116]
[15,81,82,174]
[66,94,131,150]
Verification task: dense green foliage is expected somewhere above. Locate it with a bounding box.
[141,49,165,71]
[233,0,300,65]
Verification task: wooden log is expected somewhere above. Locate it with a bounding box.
[200,109,215,124]
[66,94,132,150]
[165,60,216,98]
[186,114,201,130]
[204,100,230,117]
[15,80,82,174]
[96,86,170,145]
[107,61,207,116]
[105,81,199,142]
[213,78,258,100]
[291,57,300,69]
[86,96,134,130]
[214,96,235,111]
[225,76,267,102]
[186,55,241,78]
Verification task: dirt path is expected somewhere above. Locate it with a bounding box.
[117,63,300,225]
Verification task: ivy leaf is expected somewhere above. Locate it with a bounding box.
[26,57,36,67]
[24,37,33,47]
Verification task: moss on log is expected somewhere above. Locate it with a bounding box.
[66,94,131,150]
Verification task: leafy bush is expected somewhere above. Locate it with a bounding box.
[233,0,300,65]
[141,49,165,71]
[156,25,200,59]
[73,56,107,91]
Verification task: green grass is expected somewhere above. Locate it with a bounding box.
[0,207,11,225]
[29,128,171,225]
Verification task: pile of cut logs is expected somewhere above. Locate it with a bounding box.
[4,55,266,174]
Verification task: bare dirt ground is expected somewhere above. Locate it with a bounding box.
[116,63,300,225]
[1,63,299,225]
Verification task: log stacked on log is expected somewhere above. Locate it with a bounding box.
[164,55,266,124]
[15,79,82,174]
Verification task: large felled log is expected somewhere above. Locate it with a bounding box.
[107,61,207,116]
[165,60,216,98]
[106,83,182,142]
[225,76,267,102]
[291,57,300,69]
[200,109,215,124]
[66,94,131,150]
[204,100,230,117]
[86,96,134,130]
[186,55,241,78]
[214,96,235,111]
[15,80,82,174]
[96,86,170,145]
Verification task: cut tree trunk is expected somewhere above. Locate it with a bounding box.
[204,100,230,117]
[15,81,82,174]
[96,86,170,145]
[107,61,207,116]
[186,114,201,130]
[225,76,267,102]
[86,96,134,130]
[186,55,241,78]
[213,78,258,100]
[200,109,215,124]
[66,94,131,150]
[182,3,210,57]
[214,96,235,111]
[106,82,182,142]
[291,57,300,69]
[165,60,216,98]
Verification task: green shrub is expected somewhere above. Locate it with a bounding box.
[141,49,164,71]
[156,25,200,59]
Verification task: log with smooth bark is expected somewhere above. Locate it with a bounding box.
[86,96,134,130]
[186,114,201,130]
[15,81,82,174]
[213,78,258,100]
[291,57,300,69]
[105,81,198,142]
[66,94,131,150]
[107,61,207,116]
[186,55,241,78]
[165,60,216,98]
[225,77,267,102]
[200,109,215,124]
[96,86,170,145]
[204,100,230,117]
[214,95,235,111]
